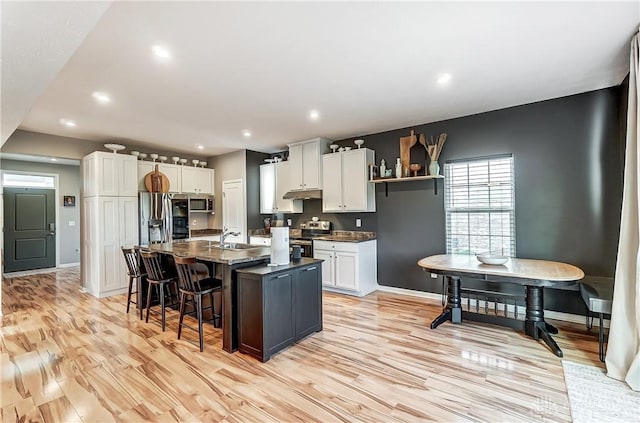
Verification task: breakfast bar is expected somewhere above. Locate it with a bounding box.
[147,240,273,352]
[418,254,585,357]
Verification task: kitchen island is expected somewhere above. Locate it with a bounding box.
[147,240,273,353]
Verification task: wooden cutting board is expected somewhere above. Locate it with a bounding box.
[399,130,418,173]
[144,165,170,193]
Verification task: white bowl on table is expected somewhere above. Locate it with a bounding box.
[476,254,508,265]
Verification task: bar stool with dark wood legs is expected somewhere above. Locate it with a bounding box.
[140,250,178,331]
[121,247,146,320]
[174,255,222,351]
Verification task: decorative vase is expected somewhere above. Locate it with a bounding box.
[428,160,440,176]
[395,158,402,178]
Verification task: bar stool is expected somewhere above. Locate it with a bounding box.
[174,255,222,351]
[121,247,146,320]
[140,250,178,331]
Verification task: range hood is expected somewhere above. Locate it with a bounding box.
[283,189,322,200]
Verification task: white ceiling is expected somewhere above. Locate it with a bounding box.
[0,1,111,146]
[4,2,639,157]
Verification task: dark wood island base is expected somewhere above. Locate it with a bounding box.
[236,258,323,362]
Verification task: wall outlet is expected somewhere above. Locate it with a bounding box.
[287,218,292,226]
[355,218,361,228]
[431,273,438,279]
[68,220,76,226]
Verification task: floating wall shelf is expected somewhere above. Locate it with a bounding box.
[369,175,445,196]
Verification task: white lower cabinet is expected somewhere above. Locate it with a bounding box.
[82,196,138,298]
[313,240,377,296]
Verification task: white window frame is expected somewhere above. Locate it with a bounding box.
[444,154,515,257]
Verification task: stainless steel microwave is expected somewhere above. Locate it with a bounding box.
[189,195,215,213]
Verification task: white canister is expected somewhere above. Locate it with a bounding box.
[269,227,289,266]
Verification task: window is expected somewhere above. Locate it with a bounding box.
[2,173,55,188]
[444,155,515,256]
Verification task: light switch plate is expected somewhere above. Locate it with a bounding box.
[356,218,361,228]
[68,221,76,226]
[287,218,292,226]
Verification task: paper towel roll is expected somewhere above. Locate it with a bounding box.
[270,227,289,265]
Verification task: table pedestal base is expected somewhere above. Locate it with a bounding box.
[430,277,563,357]
[430,276,462,329]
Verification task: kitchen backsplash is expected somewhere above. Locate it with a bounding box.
[264,199,377,232]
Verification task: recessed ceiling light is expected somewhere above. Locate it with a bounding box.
[92,91,111,104]
[152,45,171,59]
[242,130,252,138]
[197,145,204,150]
[437,73,451,85]
[50,158,57,162]
[59,118,76,128]
[308,110,320,121]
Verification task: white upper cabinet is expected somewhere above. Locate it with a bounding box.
[322,148,376,213]
[260,162,302,214]
[83,151,137,197]
[137,162,182,193]
[181,167,214,195]
[287,138,331,191]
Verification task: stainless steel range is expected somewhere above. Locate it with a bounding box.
[289,220,332,257]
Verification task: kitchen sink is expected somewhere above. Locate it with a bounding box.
[221,242,262,250]
[205,241,263,251]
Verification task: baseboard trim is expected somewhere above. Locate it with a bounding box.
[376,285,595,327]
[3,267,57,278]
[58,262,80,268]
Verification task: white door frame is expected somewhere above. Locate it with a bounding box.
[0,169,61,268]
[222,179,246,243]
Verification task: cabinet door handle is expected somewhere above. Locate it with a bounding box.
[305,267,317,271]
[276,274,290,279]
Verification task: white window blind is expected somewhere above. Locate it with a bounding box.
[444,155,515,256]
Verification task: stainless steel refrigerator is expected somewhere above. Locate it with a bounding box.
[139,192,189,245]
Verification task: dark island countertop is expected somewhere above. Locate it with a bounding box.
[236,258,323,276]
[147,240,271,265]
[190,229,223,237]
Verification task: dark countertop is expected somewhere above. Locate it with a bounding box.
[248,229,376,242]
[190,229,223,237]
[236,258,323,276]
[147,240,271,265]
[313,231,376,243]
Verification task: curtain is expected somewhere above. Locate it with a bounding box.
[606,30,640,391]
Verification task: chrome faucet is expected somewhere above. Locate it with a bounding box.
[220,228,241,248]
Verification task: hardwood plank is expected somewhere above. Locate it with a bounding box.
[1,267,604,422]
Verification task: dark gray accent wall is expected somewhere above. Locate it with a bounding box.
[258,86,626,315]
[246,150,269,230]
[343,87,625,314]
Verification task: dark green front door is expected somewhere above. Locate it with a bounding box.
[4,188,56,272]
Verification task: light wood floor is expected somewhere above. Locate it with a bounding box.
[1,267,603,422]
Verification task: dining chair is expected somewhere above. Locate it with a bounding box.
[174,255,222,351]
[121,247,146,320]
[140,250,178,331]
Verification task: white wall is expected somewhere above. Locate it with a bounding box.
[209,150,246,229]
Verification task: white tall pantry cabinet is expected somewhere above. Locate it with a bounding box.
[81,152,138,298]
